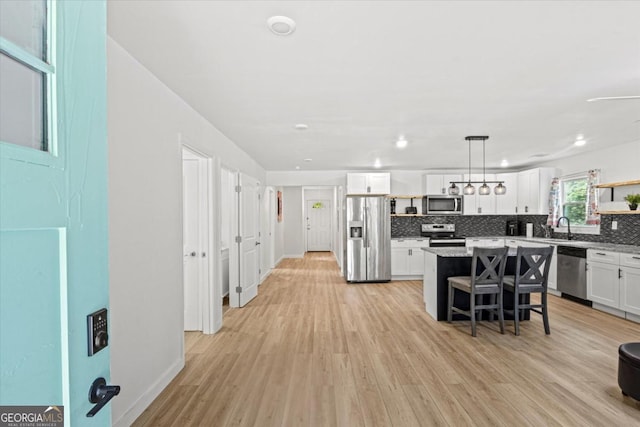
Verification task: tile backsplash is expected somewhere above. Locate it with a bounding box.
[391,214,640,246]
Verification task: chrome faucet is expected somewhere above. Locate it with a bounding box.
[556,216,572,240]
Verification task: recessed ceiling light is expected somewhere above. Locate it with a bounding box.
[500,159,509,167]
[574,139,586,147]
[267,16,296,36]
[295,166,300,170]
[373,158,382,169]
[395,136,408,149]
[294,123,308,130]
[303,158,312,162]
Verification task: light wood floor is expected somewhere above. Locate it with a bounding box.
[133,252,640,426]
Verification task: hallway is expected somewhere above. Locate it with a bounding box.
[134,252,640,426]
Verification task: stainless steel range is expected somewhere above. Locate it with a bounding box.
[421,224,466,247]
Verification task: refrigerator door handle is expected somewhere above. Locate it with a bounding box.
[363,206,369,248]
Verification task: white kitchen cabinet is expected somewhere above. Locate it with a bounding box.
[516,167,557,215]
[505,239,558,291]
[347,173,391,195]
[620,253,640,316]
[391,239,427,277]
[495,172,518,214]
[424,174,462,195]
[587,250,621,308]
[462,174,496,215]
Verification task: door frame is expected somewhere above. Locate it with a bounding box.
[302,186,338,257]
[305,198,333,252]
[181,141,218,335]
[228,171,261,307]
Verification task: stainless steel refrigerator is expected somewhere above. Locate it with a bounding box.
[345,195,391,282]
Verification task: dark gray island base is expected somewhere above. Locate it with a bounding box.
[422,247,530,322]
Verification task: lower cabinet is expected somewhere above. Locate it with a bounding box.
[391,239,427,278]
[587,250,640,316]
[621,254,640,316]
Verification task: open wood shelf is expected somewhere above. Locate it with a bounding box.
[389,195,424,199]
[391,214,426,217]
[595,179,640,188]
[596,210,640,215]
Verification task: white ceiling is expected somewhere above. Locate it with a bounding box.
[107,1,640,171]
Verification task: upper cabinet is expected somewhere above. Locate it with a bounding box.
[495,172,518,214]
[516,167,557,215]
[424,174,462,195]
[462,173,497,215]
[347,173,391,195]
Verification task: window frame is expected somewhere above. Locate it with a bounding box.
[554,172,600,235]
[0,0,59,168]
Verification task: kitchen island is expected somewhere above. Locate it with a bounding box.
[421,246,528,321]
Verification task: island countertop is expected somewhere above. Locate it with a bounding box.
[421,246,519,257]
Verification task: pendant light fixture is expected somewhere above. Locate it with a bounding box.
[463,137,475,195]
[449,136,507,196]
[478,137,491,195]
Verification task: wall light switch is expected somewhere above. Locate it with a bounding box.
[612,220,618,230]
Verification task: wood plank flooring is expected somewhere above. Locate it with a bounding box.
[133,252,640,426]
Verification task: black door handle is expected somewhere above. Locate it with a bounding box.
[87,377,120,417]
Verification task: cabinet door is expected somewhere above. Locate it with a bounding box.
[391,247,410,275]
[347,173,368,194]
[425,174,445,195]
[517,170,532,214]
[621,266,640,315]
[409,247,426,274]
[495,173,518,214]
[587,261,620,308]
[368,173,391,194]
[476,173,496,214]
[443,174,462,194]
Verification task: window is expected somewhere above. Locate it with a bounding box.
[561,177,588,225]
[557,172,600,233]
[0,0,53,152]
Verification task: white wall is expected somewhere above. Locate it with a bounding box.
[107,38,266,427]
[539,140,640,201]
[282,187,304,257]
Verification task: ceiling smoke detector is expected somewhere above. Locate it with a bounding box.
[267,16,296,36]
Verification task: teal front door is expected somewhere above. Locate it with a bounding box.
[0,1,110,425]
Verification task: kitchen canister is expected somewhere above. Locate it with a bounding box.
[526,223,533,238]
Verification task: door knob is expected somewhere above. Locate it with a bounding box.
[87,377,120,417]
[256,241,261,246]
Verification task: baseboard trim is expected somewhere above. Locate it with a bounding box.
[260,268,272,283]
[112,356,185,427]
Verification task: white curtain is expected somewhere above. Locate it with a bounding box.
[586,169,601,225]
[546,177,560,226]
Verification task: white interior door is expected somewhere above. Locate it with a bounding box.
[307,199,332,251]
[182,154,202,331]
[232,172,260,307]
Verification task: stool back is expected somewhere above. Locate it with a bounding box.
[514,246,554,288]
[470,247,509,288]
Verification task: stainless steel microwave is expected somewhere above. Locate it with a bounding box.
[423,195,463,215]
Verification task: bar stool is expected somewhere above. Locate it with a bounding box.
[447,247,508,337]
[503,246,554,335]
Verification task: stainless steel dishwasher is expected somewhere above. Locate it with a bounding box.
[557,246,588,299]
